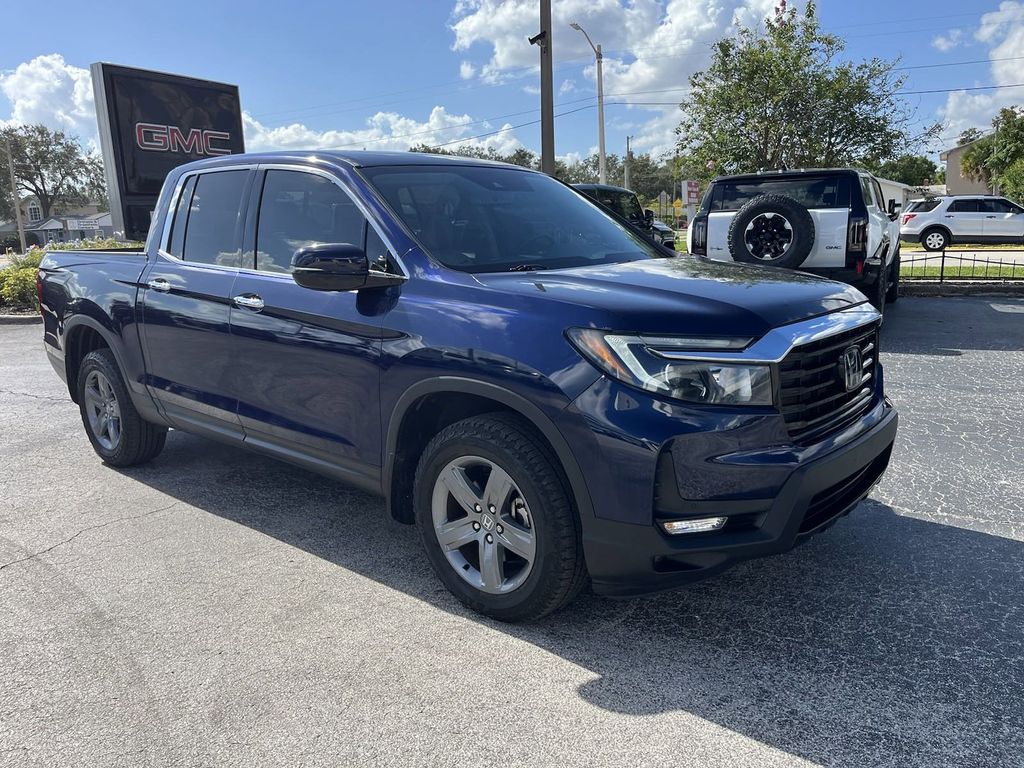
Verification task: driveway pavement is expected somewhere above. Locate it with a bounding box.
[1,297,1022,767]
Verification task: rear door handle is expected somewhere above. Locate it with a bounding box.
[233,294,265,311]
[148,278,171,292]
[985,215,998,218]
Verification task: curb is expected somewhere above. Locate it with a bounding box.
[0,314,42,325]
[900,281,1024,297]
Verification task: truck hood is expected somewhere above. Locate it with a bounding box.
[474,256,865,337]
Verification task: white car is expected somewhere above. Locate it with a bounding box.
[900,195,1024,251]
[687,169,901,309]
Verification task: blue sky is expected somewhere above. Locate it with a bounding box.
[2,0,1022,162]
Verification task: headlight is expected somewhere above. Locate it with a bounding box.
[567,328,774,406]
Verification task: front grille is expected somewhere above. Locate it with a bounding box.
[778,320,879,444]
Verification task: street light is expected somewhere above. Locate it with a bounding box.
[569,21,606,185]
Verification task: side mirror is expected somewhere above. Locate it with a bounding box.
[887,199,898,215]
[644,209,655,225]
[291,243,404,292]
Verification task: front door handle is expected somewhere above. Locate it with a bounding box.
[233,294,265,311]
[986,215,998,218]
[148,278,171,292]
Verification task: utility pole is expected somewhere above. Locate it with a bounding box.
[623,136,633,190]
[570,22,606,184]
[5,137,27,253]
[530,0,556,175]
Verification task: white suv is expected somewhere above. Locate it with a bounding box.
[687,169,901,310]
[900,195,1024,251]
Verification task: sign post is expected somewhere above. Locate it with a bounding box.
[92,63,244,242]
[683,180,700,229]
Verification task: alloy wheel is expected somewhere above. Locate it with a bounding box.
[83,370,122,451]
[743,212,794,260]
[925,231,946,250]
[431,456,536,595]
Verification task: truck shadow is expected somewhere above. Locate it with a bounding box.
[881,295,1024,354]
[115,430,1024,767]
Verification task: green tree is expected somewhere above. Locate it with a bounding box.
[677,2,939,182]
[961,107,1024,201]
[873,155,938,186]
[0,124,106,219]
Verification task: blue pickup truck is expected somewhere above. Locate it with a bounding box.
[38,151,897,621]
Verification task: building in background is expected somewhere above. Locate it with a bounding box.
[0,196,114,248]
[941,137,994,195]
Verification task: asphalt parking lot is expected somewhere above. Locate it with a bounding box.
[1,296,1022,768]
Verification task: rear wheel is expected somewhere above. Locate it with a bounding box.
[414,413,587,622]
[77,349,167,467]
[886,254,900,304]
[921,228,948,251]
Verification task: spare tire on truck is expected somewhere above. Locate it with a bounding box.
[727,193,815,269]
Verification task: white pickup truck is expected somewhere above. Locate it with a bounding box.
[687,169,901,310]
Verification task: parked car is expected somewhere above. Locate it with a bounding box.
[38,152,897,621]
[900,195,1024,250]
[687,169,901,310]
[573,183,676,248]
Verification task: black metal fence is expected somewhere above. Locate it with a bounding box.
[901,249,1024,281]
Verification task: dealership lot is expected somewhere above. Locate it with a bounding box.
[1,297,1022,767]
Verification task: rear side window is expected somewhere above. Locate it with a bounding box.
[711,176,848,211]
[181,171,249,267]
[906,199,940,213]
[166,175,197,257]
[981,198,1023,214]
[948,199,982,213]
[255,170,366,273]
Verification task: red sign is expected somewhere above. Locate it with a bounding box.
[685,180,700,205]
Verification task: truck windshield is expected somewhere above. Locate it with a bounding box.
[361,165,661,273]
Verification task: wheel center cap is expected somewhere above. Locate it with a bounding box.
[481,513,495,531]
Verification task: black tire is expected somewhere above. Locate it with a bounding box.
[868,267,887,314]
[77,349,167,467]
[728,193,815,269]
[920,227,948,252]
[886,253,900,304]
[414,413,587,622]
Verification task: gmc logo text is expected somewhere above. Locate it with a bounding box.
[135,123,232,156]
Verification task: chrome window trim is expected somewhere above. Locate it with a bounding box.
[255,163,409,278]
[154,162,408,281]
[157,164,257,262]
[648,304,881,364]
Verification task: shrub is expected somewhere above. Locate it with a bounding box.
[45,236,143,252]
[0,266,38,310]
[9,247,44,269]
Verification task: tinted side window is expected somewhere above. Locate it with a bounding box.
[859,177,878,208]
[256,170,366,273]
[981,199,1022,213]
[906,199,940,213]
[949,199,981,213]
[166,175,197,257]
[182,171,248,267]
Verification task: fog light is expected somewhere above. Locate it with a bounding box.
[661,517,727,535]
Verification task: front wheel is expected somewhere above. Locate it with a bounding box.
[414,413,587,621]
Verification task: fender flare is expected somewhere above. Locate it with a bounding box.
[383,376,596,523]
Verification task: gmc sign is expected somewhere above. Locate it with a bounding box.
[92,63,244,240]
[135,123,232,155]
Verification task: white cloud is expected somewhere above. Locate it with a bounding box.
[937,2,1024,143]
[0,54,96,142]
[0,53,525,158]
[931,29,963,52]
[559,78,577,94]
[459,61,476,79]
[242,105,524,154]
[449,0,778,156]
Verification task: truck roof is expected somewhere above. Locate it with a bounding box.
[573,183,634,194]
[175,150,528,173]
[710,168,866,184]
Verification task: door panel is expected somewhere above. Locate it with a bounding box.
[229,274,384,470]
[227,167,386,476]
[139,168,253,434]
[946,199,986,239]
[981,200,1024,239]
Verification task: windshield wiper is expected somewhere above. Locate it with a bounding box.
[508,263,548,272]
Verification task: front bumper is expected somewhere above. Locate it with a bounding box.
[558,360,897,597]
